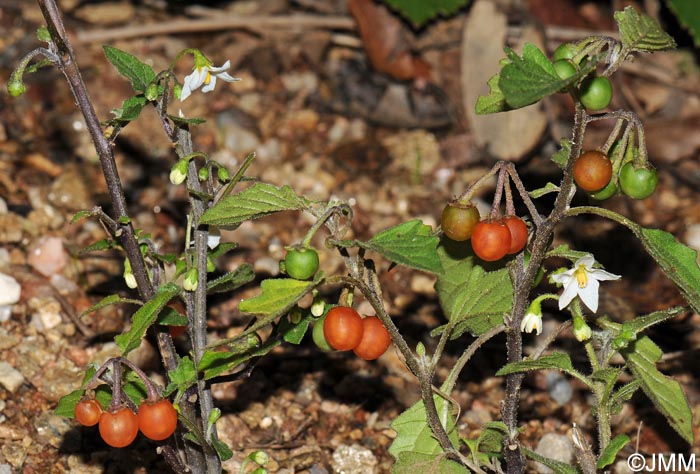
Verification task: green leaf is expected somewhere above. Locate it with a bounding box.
[78,238,118,254]
[614,6,677,52]
[475,421,507,454]
[666,0,700,46]
[621,336,694,443]
[475,74,510,115]
[434,239,511,338]
[279,312,312,345]
[199,335,275,380]
[156,307,188,327]
[383,0,468,27]
[122,370,148,406]
[392,452,469,474]
[102,46,156,93]
[389,396,460,460]
[212,439,234,461]
[609,380,640,415]
[167,114,206,126]
[71,210,93,223]
[496,353,591,387]
[597,434,630,469]
[522,447,580,474]
[54,389,83,417]
[551,139,572,169]
[529,182,560,199]
[359,220,442,274]
[109,95,148,125]
[164,356,196,399]
[207,264,255,294]
[620,307,685,336]
[624,225,700,315]
[239,278,317,317]
[115,283,181,355]
[79,294,142,318]
[499,44,596,109]
[200,183,309,226]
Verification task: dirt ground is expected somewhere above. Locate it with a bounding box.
[0,1,699,473]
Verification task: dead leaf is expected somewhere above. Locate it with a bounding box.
[462,1,547,161]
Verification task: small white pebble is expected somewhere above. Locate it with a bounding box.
[0,273,20,306]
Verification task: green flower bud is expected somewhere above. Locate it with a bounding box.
[573,315,592,342]
[183,268,198,292]
[198,166,210,181]
[7,79,26,97]
[169,159,188,185]
[145,83,159,101]
[217,166,230,183]
[249,450,270,465]
[173,83,183,99]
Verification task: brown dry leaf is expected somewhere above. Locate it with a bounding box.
[348,0,428,82]
[462,1,547,161]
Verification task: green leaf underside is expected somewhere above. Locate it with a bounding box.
[199,335,277,380]
[475,74,508,114]
[200,183,308,226]
[79,238,117,254]
[167,114,206,126]
[498,44,597,109]
[529,182,560,199]
[614,6,677,52]
[666,0,700,46]
[551,139,572,169]
[522,447,580,474]
[496,353,590,387]
[206,264,255,294]
[474,421,507,455]
[102,46,156,93]
[383,0,469,27]
[115,283,181,355]
[212,439,233,461]
[621,336,693,443]
[279,312,313,345]
[597,434,630,469]
[79,294,142,318]
[359,220,442,274]
[389,396,460,460]
[434,240,512,338]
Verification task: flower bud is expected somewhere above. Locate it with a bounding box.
[7,79,26,97]
[169,159,188,185]
[123,259,137,289]
[217,166,230,183]
[573,316,592,342]
[173,83,183,100]
[145,83,159,101]
[183,268,198,292]
[198,166,210,181]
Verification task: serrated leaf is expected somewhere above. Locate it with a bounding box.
[621,336,693,443]
[393,451,469,474]
[499,44,596,109]
[522,447,580,474]
[359,220,442,274]
[78,237,117,254]
[666,0,700,46]
[383,0,468,27]
[199,335,275,380]
[389,396,460,460]
[597,434,630,469]
[239,278,317,316]
[614,6,677,52]
[79,294,142,318]
[475,74,510,115]
[103,46,156,93]
[529,182,560,199]
[434,239,512,338]
[71,210,93,223]
[207,264,255,294]
[200,183,308,226]
[115,283,181,355]
[496,353,591,387]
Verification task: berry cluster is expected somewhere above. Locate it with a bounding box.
[552,43,613,111]
[441,203,529,262]
[573,150,658,200]
[75,397,178,448]
[313,306,391,360]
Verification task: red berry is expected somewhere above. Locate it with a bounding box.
[323,306,364,351]
[471,220,512,262]
[353,317,391,361]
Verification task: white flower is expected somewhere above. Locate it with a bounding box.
[521,310,542,335]
[551,254,620,313]
[180,54,240,101]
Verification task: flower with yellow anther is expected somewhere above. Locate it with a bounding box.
[180,51,240,102]
[551,254,620,313]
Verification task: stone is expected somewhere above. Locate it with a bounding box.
[0,362,24,393]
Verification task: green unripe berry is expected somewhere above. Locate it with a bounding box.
[579,76,613,111]
[553,43,576,62]
[7,79,26,97]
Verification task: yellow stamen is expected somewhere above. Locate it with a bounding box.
[204,72,211,85]
[574,265,588,288]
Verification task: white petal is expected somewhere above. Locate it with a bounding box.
[183,68,207,91]
[179,85,192,101]
[558,280,579,310]
[551,269,574,285]
[588,268,621,282]
[201,75,217,93]
[215,71,239,83]
[208,60,231,73]
[578,278,601,313]
[577,254,596,270]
